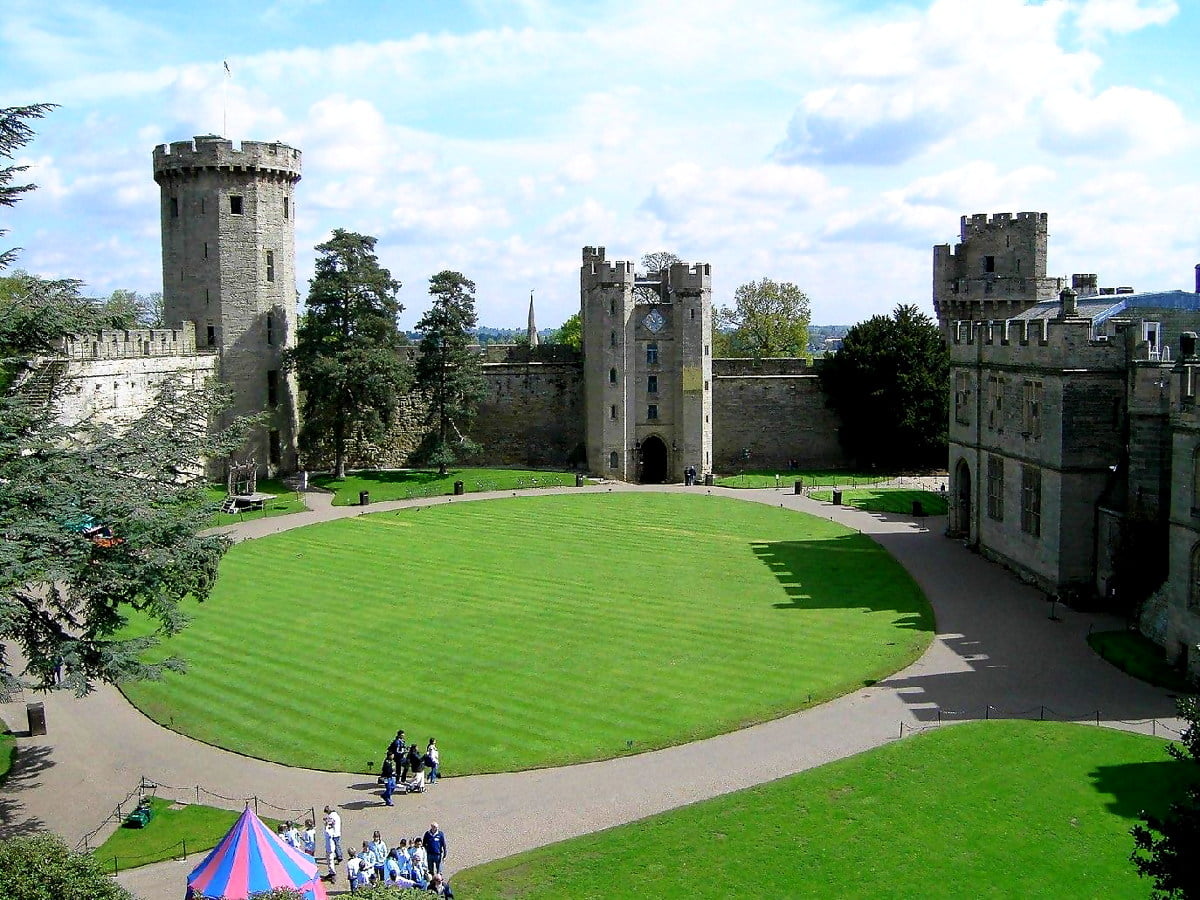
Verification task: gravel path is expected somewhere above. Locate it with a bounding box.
[0,481,1182,899]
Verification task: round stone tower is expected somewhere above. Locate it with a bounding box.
[153,135,302,474]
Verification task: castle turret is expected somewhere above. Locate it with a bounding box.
[933,212,1061,331]
[153,135,302,473]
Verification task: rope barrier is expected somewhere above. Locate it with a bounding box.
[898,706,1187,741]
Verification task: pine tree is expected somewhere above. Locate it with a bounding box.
[413,271,485,475]
[286,230,409,478]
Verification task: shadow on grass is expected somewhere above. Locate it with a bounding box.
[0,742,54,839]
[1090,758,1199,820]
[751,535,933,632]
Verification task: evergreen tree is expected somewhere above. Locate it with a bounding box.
[819,304,949,470]
[286,229,409,478]
[413,270,485,475]
[1131,694,1200,899]
[1,104,56,270]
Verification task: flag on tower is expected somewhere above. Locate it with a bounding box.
[224,60,231,75]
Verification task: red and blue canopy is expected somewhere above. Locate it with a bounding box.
[186,806,327,900]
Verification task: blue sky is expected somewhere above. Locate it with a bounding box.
[2,0,1197,329]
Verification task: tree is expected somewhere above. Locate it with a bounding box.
[100,289,164,328]
[1131,693,1200,899]
[715,277,810,358]
[286,229,409,478]
[413,270,486,475]
[0,832,133,899]
[552,311,582,350]
[636,251,681,302]
[1,104,56,270]
[819,304,949,470]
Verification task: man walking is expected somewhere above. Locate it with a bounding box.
[323,805,343,874]
[423,821,448,875]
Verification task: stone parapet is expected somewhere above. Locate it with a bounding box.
[153,136,301,182]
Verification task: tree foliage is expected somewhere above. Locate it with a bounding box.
[715,277,810,358]
[286,229,409,478]
[413,270,486,475]
[1,104,56,270]
[635,251,681,303]
[1131,694,1200,899]
[819,304,948,470]
[0,832,133,900]
[552,311,582,350]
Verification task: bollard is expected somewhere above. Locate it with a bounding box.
[26,701,46,736]
[453,481,465,496]
[359,490,369,506]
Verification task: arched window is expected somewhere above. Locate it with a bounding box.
[609,298,616,316]
[609,451,618,469]
[1191,544,1200,610]
[610,331,617,347]
[609,367,617,384]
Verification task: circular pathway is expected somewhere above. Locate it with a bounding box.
[0,482,1182,899]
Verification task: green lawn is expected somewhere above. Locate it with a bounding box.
[0,721,12,785]
[810,488,949,516]
[121,493,933,774]
[1088,630,1196,693]
[91,798,284,873]
[206,478,308,526]
[454,721,1193,899]
[715,469,896,489]
[312,468,582,505]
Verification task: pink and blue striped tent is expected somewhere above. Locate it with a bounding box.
[186,806,327,900]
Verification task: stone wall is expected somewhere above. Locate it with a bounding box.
[712,363,845,471]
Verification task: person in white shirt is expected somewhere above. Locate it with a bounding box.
[322,805,343,874]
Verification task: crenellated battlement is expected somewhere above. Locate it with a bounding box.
[153,135,301,182]
[960,211,1047,239]
[581,245,635,285]
[667,261,712,296]
[55,323,205,360]
[949,315,1129,369]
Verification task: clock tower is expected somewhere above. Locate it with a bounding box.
[581,246,712,483]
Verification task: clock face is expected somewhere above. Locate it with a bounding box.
[643,309,666,333]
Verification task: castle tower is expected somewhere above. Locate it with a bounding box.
[933,212,1061,330]
[153,135,302,474]
[581,247,712,482]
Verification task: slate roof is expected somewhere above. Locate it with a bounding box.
[1011,290,1200,325]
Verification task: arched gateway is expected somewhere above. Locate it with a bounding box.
[640,436,668,484]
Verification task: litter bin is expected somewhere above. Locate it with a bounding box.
[912,500,925,517]
[704,473,714,487]
[794,480,803,495]
[832,490,843,505]
[454,481,465,495]
[575,473,585,487]
[359,491,370,506]
[26,701,46,736]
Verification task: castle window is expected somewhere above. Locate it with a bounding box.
[267,312,276,346]
[230,195,244,215]
[987,376,1005,431]
[170,197,179,218]
[648,375,658,394]
[646,342,659,365]
[205,287,211,305]
[647,404,658,420]
[1022,380,1042,439]
[609,367,617,385]
[609,298,616,316]
[954,371,971,425]
[266,250,275,283]
[986,455,1004,521]
[1190,544,1200,610]
[200,197,205,215]
[984,255,995,273]
[283,197,290,219]
[269,430,282,466]
[1192,448,1200,515]
[705,344,710,356]
[1020,465,1041,537]
[690,308,695,320]
[704,380,710,391]
[204,241,209,259]
[206,325,217,347]
[609,451,619,469]
[610,404,617,420]
[267,370,279,407]
[610,331,616,348]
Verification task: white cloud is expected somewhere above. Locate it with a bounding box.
[1039,86,1191,158]
[1073,0,1178,39]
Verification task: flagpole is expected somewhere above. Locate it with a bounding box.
[222,60,230,137]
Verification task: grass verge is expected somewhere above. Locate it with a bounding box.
[0,720,12,786]
[121,493,933,774]
[312,468,582,506]
[1088,629,1195,693]
[715,469,893,489]
[453,721,1195,899]
[810,488,948,516]
[206,478,308,526]
[91,798,284,873]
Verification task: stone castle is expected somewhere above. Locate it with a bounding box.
[941,212,1200,675]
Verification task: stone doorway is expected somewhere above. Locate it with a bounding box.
[954,458,972,539]
[640,435,668,484]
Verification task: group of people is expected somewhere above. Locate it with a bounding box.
[380,731,440,805]
[313,806,453,894]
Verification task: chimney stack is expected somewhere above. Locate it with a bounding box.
[1059,286,1078,317]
